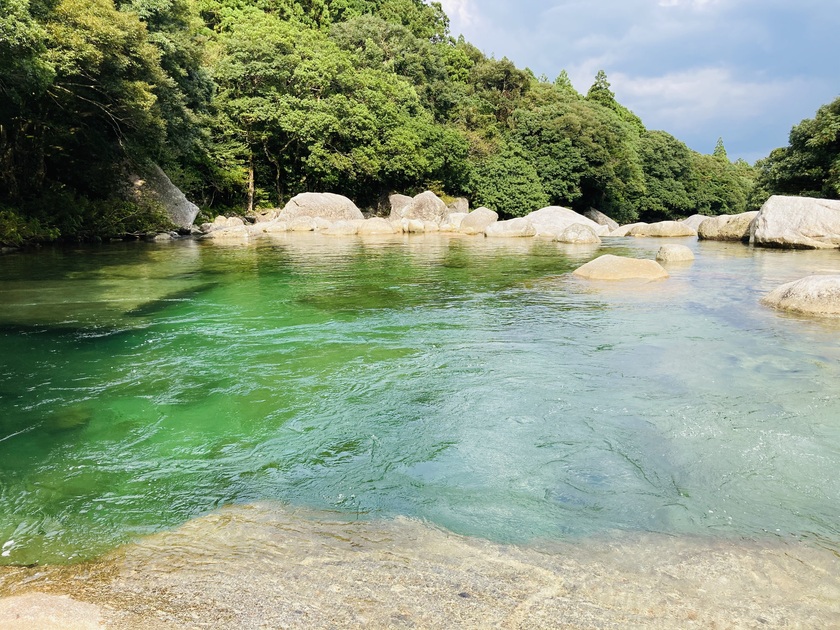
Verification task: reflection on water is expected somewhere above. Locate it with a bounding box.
[1,234,840,568]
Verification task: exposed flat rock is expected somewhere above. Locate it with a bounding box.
[573,254,669,280]
[656,244,695,263]
[459,207,498,235]
[628,221,697,238]
[279,193,363,222]
[485,217,536,238]
[761,275,840,316]
[202,226,249,241]
[751,195,840,249]
[697,212,758,242]
[323,220,364,236]
[555,223,601,244]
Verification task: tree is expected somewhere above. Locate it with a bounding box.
[757,96,840,199]
[713,137,728,161]
[467,145,548,218]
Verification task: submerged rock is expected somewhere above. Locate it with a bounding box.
[697,212,758,242]
[751,195,840,249]
[656,244,694,263]
[573,254,668,280]
[761,275,840,316]
[279,193,363,222]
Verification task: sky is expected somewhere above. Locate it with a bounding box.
[437,0,840,163]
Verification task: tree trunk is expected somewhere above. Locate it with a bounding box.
[247,151,255,214]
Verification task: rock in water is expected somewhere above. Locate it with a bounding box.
[656,244,694,263]
[573,255,669,280]
[697,212,758,242]
[751,195,840,249]
[397,191,449,223]
[524,206,609,238]
[485,217,536,238]
[129,164,199,229]
[555,224,601,244]
[459,207,498,235]
[761,275,840,316]
[279,193,363,222]
[628,221,697,237]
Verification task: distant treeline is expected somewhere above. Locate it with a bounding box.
[1,0,838,245]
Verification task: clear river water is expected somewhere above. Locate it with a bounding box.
[1,233,839,566]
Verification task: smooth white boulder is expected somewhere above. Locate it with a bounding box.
[393,191,449,223]
[682,214,711,231]
[278,192,363,222]
[358,217,396,235]
[459,207,498,235]
[761,275,840,316]
[573,254,669,280]
[656,244,695,263]
[555,223,601,244]
[524,206,609,238]
[609,222,647,237]
[628,221,697,237]
[751,195,840,249]
[485,217,536,238]
[697,212,758,242]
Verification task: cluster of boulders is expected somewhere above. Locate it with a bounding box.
[191,190,840,318]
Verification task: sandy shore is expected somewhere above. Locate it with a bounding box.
[1,502,838,629]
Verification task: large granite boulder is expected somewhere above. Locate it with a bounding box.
[697,212,758,242]
[556,223,601,244]
[128,164,200,229]
[485,217,536,238]
[682,214,711,231]
[391,191,449,223]
[524,206,609,238]
[388,194,413,218]
[583,208,619,231]
[628,221,697,237]
[459,207,498,235]
[656,244,694,263]
[446,197,470,214]
[573,255,669,280]
[761,275,840,316]
[279,193,363,222]
[751,195,840,249]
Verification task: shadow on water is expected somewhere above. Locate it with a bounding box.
[124,282,220,317]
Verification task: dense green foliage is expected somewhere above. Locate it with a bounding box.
[1,0,765,245]
[756,96,840,201]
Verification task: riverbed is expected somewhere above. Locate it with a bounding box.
[1,233,839,625]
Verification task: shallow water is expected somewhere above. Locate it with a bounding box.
[1,234,840,565]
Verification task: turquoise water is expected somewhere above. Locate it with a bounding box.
[1,234,839,565]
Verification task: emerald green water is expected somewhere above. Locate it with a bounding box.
[1,234,839,565]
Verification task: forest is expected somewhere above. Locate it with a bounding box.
[1,0,838,246]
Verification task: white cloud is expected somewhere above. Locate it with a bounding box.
[438,0,479,27]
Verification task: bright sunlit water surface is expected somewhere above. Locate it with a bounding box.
[1,234,839,565]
